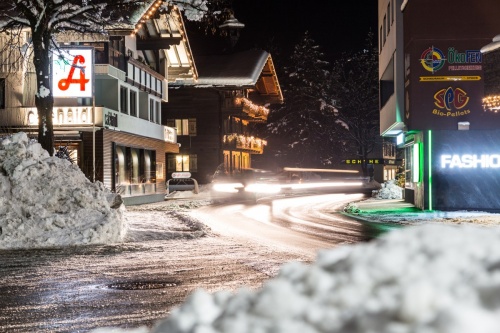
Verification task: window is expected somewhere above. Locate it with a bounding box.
[114,144,157,186]
[0,78,5,109]
[168,118,197,136]
[383,15,387,45]
[149,99,155,122]
[119,86,128,114]
[387,3,391,33]
[379,26,383,52]
[392,0,395,23]
[155,101,160,124]
[168,154,197,172]
[130,91,137,117]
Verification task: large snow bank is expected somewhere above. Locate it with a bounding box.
[93,224,500,333]
[0,132,126,249]
[372,180,403,199]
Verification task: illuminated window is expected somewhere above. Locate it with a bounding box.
[168,154,197,172]
[168,118,197,136]
[114,145,156,187]
[413,143,420,182]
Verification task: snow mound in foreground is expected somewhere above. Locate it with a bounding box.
[0,132,126,249]
[372,179,403,199]
[95,224,500,333]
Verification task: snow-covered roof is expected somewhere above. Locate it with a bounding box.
[170,49,283,103]
[191,49,270,86]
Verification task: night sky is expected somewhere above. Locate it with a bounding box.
[232,0,378,59]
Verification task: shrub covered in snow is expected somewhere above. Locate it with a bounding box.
[0,132,126,249]
[372,179,403,199]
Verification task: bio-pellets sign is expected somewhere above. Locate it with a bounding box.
[52,48,93,98]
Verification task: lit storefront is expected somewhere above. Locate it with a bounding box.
[379,0,500,210]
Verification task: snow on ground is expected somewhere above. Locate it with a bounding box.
[371,180,403,200]
[93,223,500,333]
[4,133,500,333]
[0,132,125,249]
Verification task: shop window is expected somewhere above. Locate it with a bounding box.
[114,144,156,187]
[115,146,127,184]
[131,148,140,183]
[120,86,128,114]
[405,145,414,188]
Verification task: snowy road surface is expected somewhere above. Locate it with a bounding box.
[0,193,388,332]
[192,193,401,257]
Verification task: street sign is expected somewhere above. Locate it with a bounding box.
[172,172,192,179]
[341,159,402,165]
[341,158,384,165]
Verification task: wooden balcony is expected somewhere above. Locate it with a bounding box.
[223,97,269,123]
[223,133,267,154]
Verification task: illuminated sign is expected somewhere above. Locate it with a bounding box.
[434,87,469,110]
[342,159,383,165]
[172,172,192,179]
[441,154,500,169]
[432,87,470,117]
[419,46,482,74]
[52,48,93,98]
[420,46,446,73]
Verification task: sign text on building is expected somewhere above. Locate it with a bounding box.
[441,154,500,168]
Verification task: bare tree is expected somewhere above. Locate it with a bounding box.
[0,0,230,155]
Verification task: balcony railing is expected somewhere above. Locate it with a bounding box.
[224,97,269,122]
[223,133,267,154]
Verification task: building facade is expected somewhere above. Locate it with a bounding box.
[0,3,196,205]
[379,0,500,210]
[163,49,283,184]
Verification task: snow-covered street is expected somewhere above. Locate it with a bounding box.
[0,201,313,333]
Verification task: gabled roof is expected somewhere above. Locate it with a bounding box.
[107,2,197,81]
[171,49,283,104]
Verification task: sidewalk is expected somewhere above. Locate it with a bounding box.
[344,198,500,226]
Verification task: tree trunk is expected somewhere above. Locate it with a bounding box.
[33,30,55,155]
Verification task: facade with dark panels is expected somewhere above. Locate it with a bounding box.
[379,0,500,210]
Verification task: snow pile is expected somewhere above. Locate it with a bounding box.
[93,224,500,333]
[372,180,403,199]
[0,132,126,249]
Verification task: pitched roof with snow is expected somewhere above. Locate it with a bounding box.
[171,49,283,103]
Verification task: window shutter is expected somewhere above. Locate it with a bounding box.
[188,118,197,136]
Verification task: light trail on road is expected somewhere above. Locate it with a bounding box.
[191,192,398,257]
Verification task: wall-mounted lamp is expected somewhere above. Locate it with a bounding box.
[458,121,470,130]
[481,34,500,54]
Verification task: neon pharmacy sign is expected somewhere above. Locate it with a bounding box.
[441,154,500,168]
[52,48,93,98]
